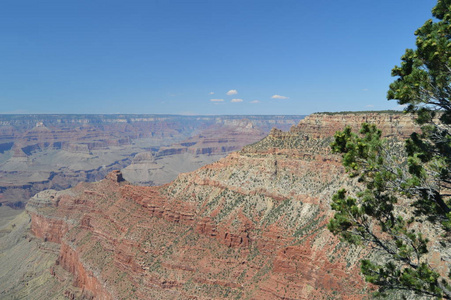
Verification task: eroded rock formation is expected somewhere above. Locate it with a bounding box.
[23,112,421,299]
[0,114,301,207]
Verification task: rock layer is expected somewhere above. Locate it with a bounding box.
[26,112,420,299]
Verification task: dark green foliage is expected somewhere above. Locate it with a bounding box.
[361,260,443,298]
[329,123,449,298]
[387,0,451,230]
[329,1,451,298]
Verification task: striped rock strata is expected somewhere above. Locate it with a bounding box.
[26,113,419,299]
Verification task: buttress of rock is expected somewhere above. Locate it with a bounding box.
[106,170,125,183]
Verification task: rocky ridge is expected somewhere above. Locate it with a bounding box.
[21,112,421,299]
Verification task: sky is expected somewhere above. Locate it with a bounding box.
[0,0,437,115]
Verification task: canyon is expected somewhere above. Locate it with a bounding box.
[0,112,428,299]
[0,114,301,207]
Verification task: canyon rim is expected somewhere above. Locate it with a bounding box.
[1,112,434,299]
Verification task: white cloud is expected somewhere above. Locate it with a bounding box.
[250,100,260,104]
[210,99,224,102]
[231,98,243,103]
[271,94,289,99]
[362,89,369,92]
[226,89,238,95]
[209,92,215,95]
[366,104,374,108]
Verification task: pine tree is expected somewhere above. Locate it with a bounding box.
[329,0,451,298]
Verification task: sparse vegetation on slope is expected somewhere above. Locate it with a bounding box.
[315,110,402,115]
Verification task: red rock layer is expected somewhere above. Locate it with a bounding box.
[29,179,366,299]
[58,243,112,300]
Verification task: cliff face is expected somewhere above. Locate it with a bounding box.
[25,113,419,299]
[0,114,302,207]
[293,113,417,138]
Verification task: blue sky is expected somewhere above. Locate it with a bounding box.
[0,0,436,115]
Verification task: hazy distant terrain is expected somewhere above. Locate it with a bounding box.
[0,114,303,208]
